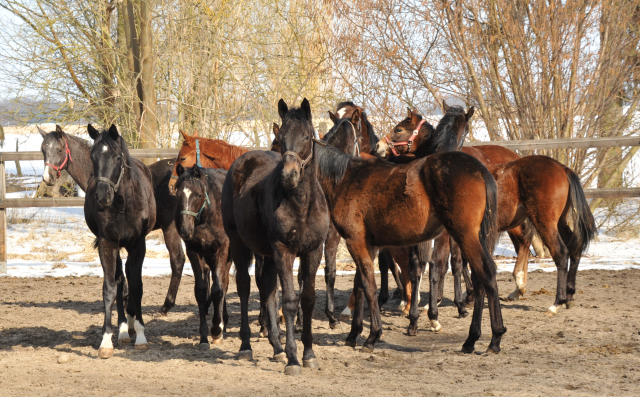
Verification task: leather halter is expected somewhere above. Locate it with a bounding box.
[171,139,202,181]
[97,159,126,193]
[283,136,321,169]
[45,136,73,178]
[345,120,361,157]
[180,178,211,222]
[384,119,426,157]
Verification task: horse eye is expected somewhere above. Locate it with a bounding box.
[58,149,62,153]
[395,128,402,133]
[180,157,186,162]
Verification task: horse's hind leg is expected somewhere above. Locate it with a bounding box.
[389,253,404,300]
[115,252,131,343]
[559,220,581,308]
[346,270,365,347]
[534,224,569,315]
[377,248,391,310]
[299,247,323,369]
[98,239,119,359]
[188,249,211,346]
[409,246,428,335]
[506,226,532,301]
[423,235,448,312]
[323,225,341,328]
[230,241,253,360]
[450,240,469,318]
[273,247,302,374]
[160,224,186,314]
[127,237,149,350]
[255,256,285,361]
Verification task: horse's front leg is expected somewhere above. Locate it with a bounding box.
[126,236,148,350]
[98,238,120,359]
[273,244,301,375]
[256,255,285,361]
[323,224,341,328]
[188,249,211,347]
[299,246,323,369]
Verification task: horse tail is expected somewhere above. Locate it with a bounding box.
[92,237,99,250]
[520,218,537,247]
[566,169,597,257]
[479,166,499,257]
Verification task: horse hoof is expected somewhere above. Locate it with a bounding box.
[211,333,223,345]
[159,307,169,316]
[329,321,340,330]
[360,346,374,353]
[402,309,410,318]
[284,365,301,376]
[566,301,575,309]
[259,330,268,338]
[98,347,113,359]
[460,345,474,354]
[345,340,357,348]
[407,326,418,336]
[135,343,148,351]
[199,343,210,350]
[273,352,287,363]
[430,320,442,333]
[118,337,131,346]
[303,358,319,369]
[238,350,253,361]
[486,346,500,354]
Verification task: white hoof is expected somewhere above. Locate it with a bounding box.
[430,320,442,332]
[339,307,352,322]
[118,322,130,345]
[545,303,566,315]
[134,320,148,347]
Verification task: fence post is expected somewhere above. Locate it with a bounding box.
[0,155,6,274]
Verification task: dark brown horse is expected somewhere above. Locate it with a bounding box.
[174,165,232,347]
[168,131,249,195]
[316,108,505,354]
[380,104,597,317]
[86,124,156,358]
[39,125,186,315]
[222,99,330,375]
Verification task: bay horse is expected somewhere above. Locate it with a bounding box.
[315,108,505,354]
[174,165,232,347]
[168,131,248,195]
[86,124,156,358]
[39,125,186,315]
[222,98,330,375]
[379,104,597,317]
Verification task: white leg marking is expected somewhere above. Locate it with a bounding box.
[547,304,558,314]
[430,319,442,332]
[134,320,148,346]
[416,274,422,306]
[219,320,224,333]
[515,271,525,290]
[420,303,429,311]
[118,322,129,341]
[341,306,351,316]
[127,314,135,332]
[398,300,407,310]
[100,332,113,349]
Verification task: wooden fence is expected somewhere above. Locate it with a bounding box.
[1,136,640,274]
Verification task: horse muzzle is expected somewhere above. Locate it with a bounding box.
[96,184,114,209]
[281,161,300,189]
[375,140,390,158]
[178,216,195,240]
[42,166,56,186]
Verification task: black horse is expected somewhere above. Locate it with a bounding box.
[86,124,156,358]
[174,164,232,347]
[222,98,330,375]
[39,125,186,315]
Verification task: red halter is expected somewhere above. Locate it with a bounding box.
[45,136,73,178]
[384,119,426,157]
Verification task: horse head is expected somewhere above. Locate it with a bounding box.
[174,164,209,240]
[325,108,361,157]
[89,124,130,209]
[39,125,72,186]
[376,108,433,158]
[276,98,315,189]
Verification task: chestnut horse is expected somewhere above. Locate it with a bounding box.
[378,105,597,317]
[315,107,505,354]
[168,131,249,195]
[222,99,330,375]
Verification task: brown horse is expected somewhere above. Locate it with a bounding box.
[168,131,249,195]
[316,108,505,354]
[379,104,597,317]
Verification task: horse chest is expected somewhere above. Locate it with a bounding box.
[272,203,328,253]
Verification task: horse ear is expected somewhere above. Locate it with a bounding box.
[406,107,412,120]
[88,124,100,140]
[108,124,119,141]
[328,111,339,124]
[272,123,280,139]
[443,100,450,113]
[179,130,190,144]
[466,106,475,121]
[192,165,201,178]
[301,98,312,120]
[37,126,47,138]
[176,163,185,177]
[55,125,64,138]
[278,99,288,119]
[192,130,199,137]
[351,108,361,126]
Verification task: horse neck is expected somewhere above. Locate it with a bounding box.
[201,141,249,170]
[359,122,373,154]
[64,134,93,191]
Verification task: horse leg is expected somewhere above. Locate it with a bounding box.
[114,252,130,345]
[323,224,341,328]
[97,239,119,358]
[230,241,253,360]
[388,252,404,300]
[456,233,506,354]
[408,245,428,335]
[255,255,269,338]
[559,220,581,308]
[389,247,412,314]
[345,240,382,352]
[340,289,357,322]
[506,226,532,301]
[188,249,211,347]
[255,256,285,361]
[377,249,391,310]
[449,240,469,318]
[160,223,186,314]
[462,260,474,304]
[273,247,302,374]
[345,270,365,347]
[295,266,303,333]
[300,247,323,369]
[538,226,570,315]
[127,237,149,350]
[422,235,448,311]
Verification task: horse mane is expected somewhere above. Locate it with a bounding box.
[417,107,462,156]
[316,144,351,186]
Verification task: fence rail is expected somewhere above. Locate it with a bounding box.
[1,136,640,274]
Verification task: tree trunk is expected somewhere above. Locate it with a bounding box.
[138,0,157,164]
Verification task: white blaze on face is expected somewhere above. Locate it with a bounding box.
[337,108,348,119]
[183,187,192,201]
[43,165,53,184]
[100,332,113,349]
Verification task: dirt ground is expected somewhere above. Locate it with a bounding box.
[1,269,639,396]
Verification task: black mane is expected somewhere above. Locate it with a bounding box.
[416,107,463,156]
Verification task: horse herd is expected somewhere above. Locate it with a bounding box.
[37,98,596,375]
